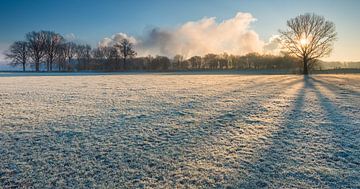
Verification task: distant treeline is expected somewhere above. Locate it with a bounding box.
[4,30,359,72]
[317,61,360,70]
[83,53,300,72]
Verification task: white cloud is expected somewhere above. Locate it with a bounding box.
[0,54,6,65]
[99,37,113,48]
[99,33,137,47]
[100,12,280,58]
[263,35,282,55]
[64,33,76,42]
[0,43,10,63]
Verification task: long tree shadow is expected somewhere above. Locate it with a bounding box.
[94,75,298,134]
[4,75,357,188]
[146,76,304,151]
[0,76,301,188]
[235,76,360,188]
[146,77,305,187]
[86,76,304,187]
[308,77,360,187]
[233,76,309,188]
[311,77,360,97]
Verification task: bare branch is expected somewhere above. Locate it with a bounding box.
[279,13,337,74]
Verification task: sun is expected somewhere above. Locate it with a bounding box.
[298,34,312,47]
[299,38,309,46]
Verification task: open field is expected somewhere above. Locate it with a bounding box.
[0,73,359,188]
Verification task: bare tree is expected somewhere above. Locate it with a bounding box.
[280,13,337,74]
[55,44,67,71]
[203,54,218,70]
[84,44,92,65]
[75,44,92,70]
[5,41,29,71]
[188,56,202,70]
[114,39,136,69]
[150,56,170,71]
[90,46,118,70]
[64,42,77,71]
[26,31,47,72]
[44,31,64,72]
[173,55,184,70]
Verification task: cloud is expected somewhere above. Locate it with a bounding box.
[0,43,10,63]
[0,53,6,64]
[64,33,77,42]
[263,35,282,55]
[99,33,137,47]
[100,12,279,58]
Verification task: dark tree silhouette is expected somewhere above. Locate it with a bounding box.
[91,46,120,70]
[173,54,184,70]
[189,56,202,70]
[114,39,136,69]
[76,44,92,70]
[26,31,47,72]
[154,56,170,70]
[5,41,29,71]
[280,13,337,74]
[203,54,218,70]
[44,31,64,71]
[64,42,77,70]
[56,44,67,71]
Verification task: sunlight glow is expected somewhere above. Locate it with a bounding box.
[300,38,309,46]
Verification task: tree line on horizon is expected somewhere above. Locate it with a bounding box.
[4,13,341,74]
[4,31,137,72]
[4,30,301,72]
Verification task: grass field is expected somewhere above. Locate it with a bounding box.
[1,73,359,188]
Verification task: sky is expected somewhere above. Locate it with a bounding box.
[0,0,359,62]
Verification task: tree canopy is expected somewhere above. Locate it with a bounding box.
[280,13,337,74]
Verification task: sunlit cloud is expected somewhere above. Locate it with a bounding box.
[100,12,279,58]
[263,35,282,55]
[99,33,137,47]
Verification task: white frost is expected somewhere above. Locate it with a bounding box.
[0,73,359,188]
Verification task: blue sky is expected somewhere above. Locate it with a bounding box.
[0,0,359,61]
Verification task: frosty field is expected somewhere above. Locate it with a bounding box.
[0,73,359,188]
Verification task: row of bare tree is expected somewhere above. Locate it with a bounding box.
[5,31,300,72]
[84,53,300,71]
[5,31,136,72]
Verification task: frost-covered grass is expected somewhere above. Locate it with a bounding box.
[0,73,359,188]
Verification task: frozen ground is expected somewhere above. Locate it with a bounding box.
[0,73,359,188]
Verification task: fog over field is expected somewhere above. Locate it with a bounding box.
[1,73,359,188]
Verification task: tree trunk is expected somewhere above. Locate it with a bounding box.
[68,58,71,72]
[22,63,25,72]
[35,60,40,72]
[303,58,309,75]
[49,56,53,72]
[123,57,126,70]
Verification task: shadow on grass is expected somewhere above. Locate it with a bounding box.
[0,76,301,188]
[235,76,359,188]
[233,76,308,188]
[307,77,360,187]
[311,77,360,97]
